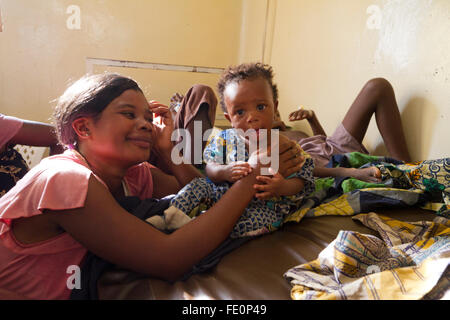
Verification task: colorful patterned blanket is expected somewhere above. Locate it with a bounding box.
[284,213,450,300]
[188,153,449,235]
[283,153,450,300]
[284,153,450,224]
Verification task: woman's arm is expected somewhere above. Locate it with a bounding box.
[48,172,259,282]
[149,101,203,192]
[165,155,203,186]
[205,162,231,183]
[276,134,305,177]
[150,166,184,198]
[150,152,204,198]
[9,120,64,155]
[205,161,252,184]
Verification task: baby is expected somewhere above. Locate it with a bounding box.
[148,63,315,238]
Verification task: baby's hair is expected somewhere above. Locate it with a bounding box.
[53,73,142,148]
[217,62,278,113]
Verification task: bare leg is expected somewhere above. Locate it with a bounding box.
[149,85,217,171]
[342,78,411,162]
[174,84,218,167]
[314,166,381,182]
[185,103,213,166]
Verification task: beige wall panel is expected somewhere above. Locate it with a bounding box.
[2,0,448,160]
[269,0,450,160]
[238,0,267,63]
[92,65,229,127]
[92,66,221,105]
[0,0,242,125]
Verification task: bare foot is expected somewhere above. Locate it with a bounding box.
[351,166,382,183]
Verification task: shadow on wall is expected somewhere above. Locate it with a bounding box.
[373,96,439,162]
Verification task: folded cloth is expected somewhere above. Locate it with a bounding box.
[284,213,450,300]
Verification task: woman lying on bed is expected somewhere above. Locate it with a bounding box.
[0,73,304,300]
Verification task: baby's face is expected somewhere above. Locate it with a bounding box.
[223,77,276,138]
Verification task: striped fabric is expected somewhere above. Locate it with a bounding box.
[283,154,450,299]
[284,213,450,300]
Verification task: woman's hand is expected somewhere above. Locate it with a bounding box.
[277,134,305,177]
[148,101,175,157]
[288,106,314,122]
[247,133,305,178]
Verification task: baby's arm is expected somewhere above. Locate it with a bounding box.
[206,161,252,184]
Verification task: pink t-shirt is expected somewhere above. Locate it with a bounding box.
[0,114,23,149]
[0,149,154,299]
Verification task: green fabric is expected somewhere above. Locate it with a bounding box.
[285,154,450,225]
[341,178,385,193]
[314,177,334,192]
[345,152,381,168]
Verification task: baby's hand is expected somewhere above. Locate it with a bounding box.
[253,168,285,200]
[288,106,314,122]
[227,161,252,183]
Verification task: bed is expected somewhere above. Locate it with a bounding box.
[95,154,450,300]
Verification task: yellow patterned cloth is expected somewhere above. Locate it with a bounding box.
[284,213,450,300]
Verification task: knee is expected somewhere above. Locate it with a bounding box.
[363,78,394,96]
[191,84,215,97]
[190,84,218,107]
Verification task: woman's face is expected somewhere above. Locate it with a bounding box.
[84,89,154,166]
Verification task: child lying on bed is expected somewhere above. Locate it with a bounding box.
[147,63,315,238]
[272,77,412,183]
[171,76,411,184]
